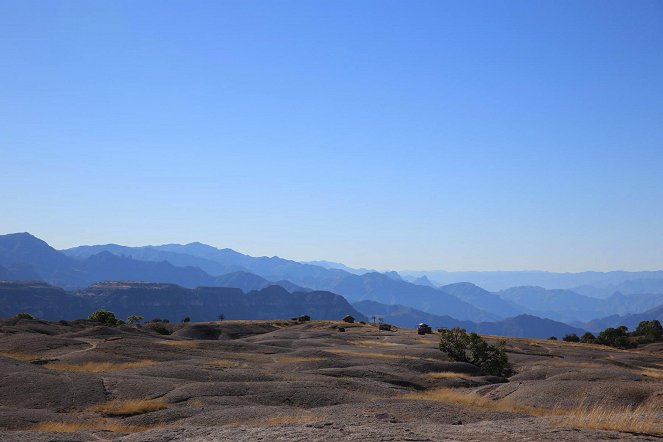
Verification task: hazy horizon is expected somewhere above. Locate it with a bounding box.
[2,1,663,272]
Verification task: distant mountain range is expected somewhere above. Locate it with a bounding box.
[0,281,364,323]
[1,232,663,336]
[352,300,586,339]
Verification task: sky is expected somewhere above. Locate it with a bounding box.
[1,0,663,272]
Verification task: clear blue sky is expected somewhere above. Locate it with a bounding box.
[2,1,662,272]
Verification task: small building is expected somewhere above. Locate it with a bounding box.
[417,323,432,335]
[342,315,355,323]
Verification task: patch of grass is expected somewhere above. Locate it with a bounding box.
[559,402,662,436]
[353,340,404,348]
[208,359,243,368]
[403,388,663,436]
[642,368,663,379]
[90,398,168,416]
[325,349,417,360]
[46,360,155,372]
[0,351,35,361]
[233,412,327,426]
[429,371,470,379]
[32,420,150,433]
[159,340,199,348]
[276,356,326,363]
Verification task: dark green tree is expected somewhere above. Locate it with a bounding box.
[14,312,36,320]
[88,309,120,326]
[562,333,580,342]
[439,327,511,376]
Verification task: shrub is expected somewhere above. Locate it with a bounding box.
[563,333,580,342]
[14,312,36,320]
[182,316,191,323]
[580,332,596,343]
[127,315,143,325]
[439,327,511,377]
[595,326,635,349]
[88,310,121,326]
[548,336,558,341]
[631,320,663,344]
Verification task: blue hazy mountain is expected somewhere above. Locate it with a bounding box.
[583,303,663,332]
[0,281,364,323]
[352,300,586,339]
[440,282,523,318]
[400,270,663,292]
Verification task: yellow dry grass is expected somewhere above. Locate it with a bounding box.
[208,359,243,368]
[353,340,404,348]
[46,360,155,372]
[558,402,662,436]
[276,356,326,363]
[232,412,327,426]
[429,371,470,379]
[403,388,663,436]
[642,368,663,379]
[325,349,417,360]
[32,420,150,433]
[90,398,168,416]
[159,340,199,348]
[0,351,35,361]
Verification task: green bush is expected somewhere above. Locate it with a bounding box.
[548,336,557,341]
[439,327,511,377]
[127,315,143,324]
[579,332,596,343]
[562,333,580,342]
[631,320,663,344]
[88,309,121,326]
[14,312,36,320]
[595,326,635,349]
[182,316,191,323]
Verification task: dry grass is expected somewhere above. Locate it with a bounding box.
[159,340,199,348]
[641,368,663,379]
[558,402,663,436]
[325,349,417,360]
[353,340,404,348]
[0,351,36,361]
[276,356,326,363]
[208,359,243,368]
[90,398,168,416]
[32,420,150,433]
[403,388,663,436]
[429,371,470,379]
[46,360,155,372]
[232,412,327,426]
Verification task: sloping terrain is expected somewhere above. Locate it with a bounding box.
[0,318,660,441]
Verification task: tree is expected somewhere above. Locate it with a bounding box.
[595,326,634,349]
[548,336,558,341]
[631,320,663,343]
[580,332,596,343]
[218,313,225,321]
[127,315,143,325]
[14,312,36,320]
[439,327,511,377]
[563,333,580,342]
[88,310,121,326]
[182,316,191,323]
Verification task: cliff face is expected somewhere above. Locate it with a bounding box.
[0,281,365,323]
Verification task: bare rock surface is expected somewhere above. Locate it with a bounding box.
[0,319,661,440]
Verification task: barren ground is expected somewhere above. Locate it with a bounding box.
[0,318,661,441]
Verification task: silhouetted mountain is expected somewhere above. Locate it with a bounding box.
[0,263,42,281]
[214,271,307,293]
[65,242,350,289]
[327,272,497,321]
[400,270,663,292]
[574,278,663,298]
[411,275,437,287]
[352,300,585,339]
[440,282,523,319]
[303,260,374,275]
[583,303,663,332]
[0,281,365,323]
[497,286,602,322]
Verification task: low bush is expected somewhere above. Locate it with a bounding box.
[438,327,511,377]
[562,333,580,342]
[88,310,121,326]
[14,312,36,320]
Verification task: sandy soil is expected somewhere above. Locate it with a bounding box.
[0,318,661,441]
